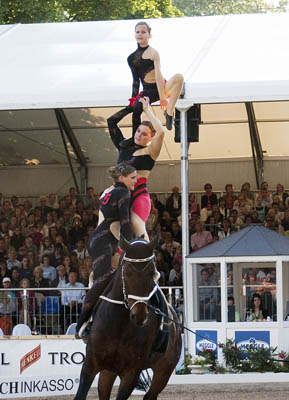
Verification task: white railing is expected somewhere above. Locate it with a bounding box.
[0,286,183,336]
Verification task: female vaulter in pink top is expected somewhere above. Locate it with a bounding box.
[108,97,165,240]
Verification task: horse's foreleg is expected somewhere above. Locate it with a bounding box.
[98,370,117,400]
[143,364,174,400]
[115,370,141,400]
[73,355,99,400]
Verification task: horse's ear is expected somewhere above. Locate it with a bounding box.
[119,234,130,253]
[148,233,159,252]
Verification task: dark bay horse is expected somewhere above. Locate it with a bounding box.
[74,235,182,400]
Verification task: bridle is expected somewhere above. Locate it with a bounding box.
[99,253,160,311]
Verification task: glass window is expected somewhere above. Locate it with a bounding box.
[283,262,289,321]
[234,262,276,321]
[195,263,221,321]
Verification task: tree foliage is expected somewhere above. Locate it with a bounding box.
[172,0,289,16]
[0,0,66,24]
[1,0,287,25]
[0,0,182,24]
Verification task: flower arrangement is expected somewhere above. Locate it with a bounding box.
[220,339,289,373]
[177,339,289,374]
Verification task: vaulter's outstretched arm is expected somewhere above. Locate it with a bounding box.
[140,97,165,160]
[107,107,133,151]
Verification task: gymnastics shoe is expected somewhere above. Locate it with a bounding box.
[164,111,174,131]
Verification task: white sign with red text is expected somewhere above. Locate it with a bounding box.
[0,338,95,398]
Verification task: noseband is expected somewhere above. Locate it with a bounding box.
[99,253,160,311]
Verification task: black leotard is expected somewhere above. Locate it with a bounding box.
[107,107,155,172]
[127,44,155,98]
[127,45,160,134]
[88,182,132,280]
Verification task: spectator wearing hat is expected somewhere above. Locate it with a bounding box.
[2,277,16,303]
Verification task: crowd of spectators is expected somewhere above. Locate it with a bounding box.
[147,181,289,287]
[0,180,288,332]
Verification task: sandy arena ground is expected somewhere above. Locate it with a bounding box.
[12,382,289,400]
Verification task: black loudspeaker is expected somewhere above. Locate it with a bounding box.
[174,104,201,143]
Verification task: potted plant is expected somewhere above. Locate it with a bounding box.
[188,354,212,374]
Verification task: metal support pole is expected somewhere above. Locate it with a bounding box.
[178,106,191,355]
[55,109,88,194]
[23,289,28,326]
[245,102,264,189]
[55,110,80,193]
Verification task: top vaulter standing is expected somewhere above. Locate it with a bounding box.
[128,21,184,132]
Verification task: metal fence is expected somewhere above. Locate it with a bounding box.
[0,286,183,336]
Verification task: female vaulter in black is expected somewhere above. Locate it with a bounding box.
[108,96,164,241]
[128,21,184,132]
[75,163,136,339]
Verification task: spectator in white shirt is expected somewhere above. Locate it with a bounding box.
[41,254,57,282]
[6,247,21,270]
[60,271,86,332]
[74,239,89,260]
[61,271,85,306]
[50,265,68,289]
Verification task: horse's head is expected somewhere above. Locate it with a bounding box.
[120,234,159,327]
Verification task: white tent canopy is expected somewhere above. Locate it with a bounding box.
[1,14,289,166]
[2,14,289,109]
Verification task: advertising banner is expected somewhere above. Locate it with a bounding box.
[0,338,89,398]
[235,331,270,350]
[195,330,218,357]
